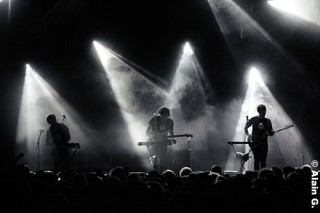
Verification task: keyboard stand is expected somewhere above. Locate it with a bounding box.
[68,145,80,165]
[57,143,81,168]
[227,142,251,173]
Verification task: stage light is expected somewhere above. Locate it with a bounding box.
[224,66,311,172]
[164,41,216,170]
[94,41,168,141]
[16,64,91,171]
[94,41,169,170]
[94,40,217,170]
[183,42,193,56]
[1,0,12,21]
[268,0,320,25]
[247,67,265,88]
[207,0,313,170]
[248,67,261,82]
[207,0,303,70]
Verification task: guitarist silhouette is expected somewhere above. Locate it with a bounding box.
[46,114,71,173]
[244,104,274,171]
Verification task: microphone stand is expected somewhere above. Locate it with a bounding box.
[36,130,45,171]
[239,115,250,173]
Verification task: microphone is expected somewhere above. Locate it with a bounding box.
[39,129,45,133]
[63,115,66,119]
[246,116,248,121]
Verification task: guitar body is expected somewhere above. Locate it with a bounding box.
[247,133,268,148]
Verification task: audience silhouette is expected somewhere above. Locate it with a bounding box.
[0,163,314,212]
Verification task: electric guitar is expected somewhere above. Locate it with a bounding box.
[247,123,294,147]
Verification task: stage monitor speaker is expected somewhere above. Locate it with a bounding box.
[172,149,191,173]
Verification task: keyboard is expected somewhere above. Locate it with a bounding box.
[56,143,81,149]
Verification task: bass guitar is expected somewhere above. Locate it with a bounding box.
[247,123,294,145]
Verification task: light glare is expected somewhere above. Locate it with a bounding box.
[248,67,264,86]
[268,0,319,25]
[183,42,193,55]
[94,41,169,170]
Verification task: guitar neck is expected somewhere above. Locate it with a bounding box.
[167,134,193,138]
[274,124,294,133]
[275,127,289,133]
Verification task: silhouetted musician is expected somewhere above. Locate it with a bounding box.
[46,114,72,173]
[145,107,174,172]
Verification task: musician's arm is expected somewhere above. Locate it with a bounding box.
[244,127,249,136]
[146,125,151,137]
[268,119,275,136]
[146,124,154,138]
[168,129,174,136]
[244,119,253,142]
[244,120,251,136]
[168,119,174,136]
[146,116,156,138]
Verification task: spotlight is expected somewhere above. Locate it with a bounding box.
[183,42,193,56]
[16,64,90,170]
[247,67,264,86]
[93,41,168,148]
[268,0,318,25]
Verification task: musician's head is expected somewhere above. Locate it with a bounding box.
[158,107,170,119]
[46,114,57,125]
[257,104,266,117]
